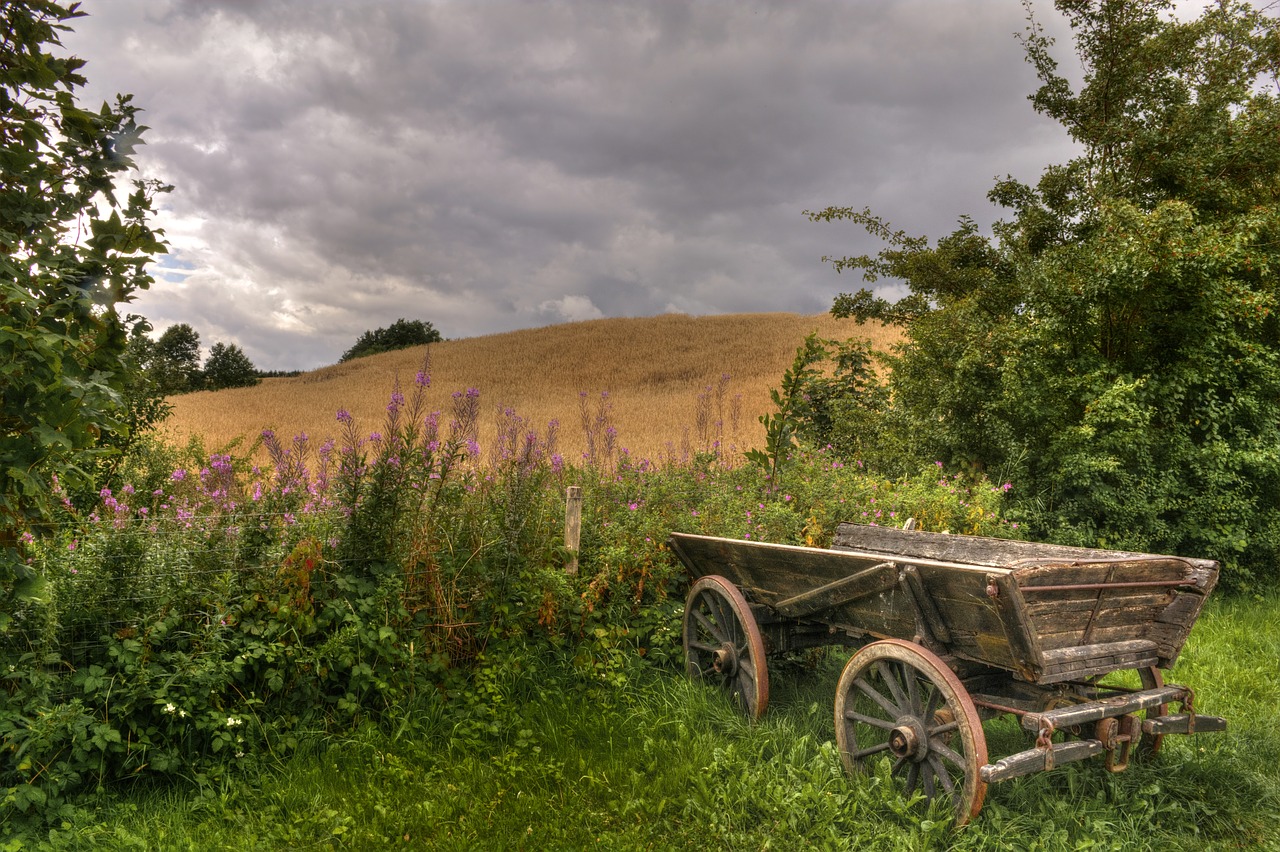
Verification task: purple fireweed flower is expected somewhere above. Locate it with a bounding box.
[551,453,564,474]
[467,440,480,457]
[262,428,275,440]
[628,502,639,511]
[1002,482,1013,492]
[171,469,187,482]
[336,409,352,423]
[415,371,430,387]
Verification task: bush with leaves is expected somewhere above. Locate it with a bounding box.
[808,0,1280,589]
[203,341,260,390]
[339,318,443,363]
[1,1,169,628]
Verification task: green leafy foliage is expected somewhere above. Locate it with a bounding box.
[339,318,442,363]
[201,341,259,390]
[808,0,1280,589]
[151,323,201,395]
[0,364,1016,833]
[1,0,170,628]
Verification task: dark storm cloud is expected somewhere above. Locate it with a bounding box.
[66,0,1077,369]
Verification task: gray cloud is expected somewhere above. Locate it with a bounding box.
[67,0,1078,369]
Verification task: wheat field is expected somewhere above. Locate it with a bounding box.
[163,312,898,463]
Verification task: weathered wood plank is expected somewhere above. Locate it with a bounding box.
[1013,557,1194,589]
[1024,590,1174,617]
[834,523,1217,571]
[773,561,897,618]
[985,573,1043,680]
[981,741,1105,783]
[1040,639,1158,665]
[1037,622,1178,651]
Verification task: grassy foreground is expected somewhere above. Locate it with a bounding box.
[35,595,1280,851]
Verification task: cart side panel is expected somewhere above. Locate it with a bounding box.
[667,533,918,641]
[1011,557,1218,673]
[915,566,1043,679]
[668,533,894,605]
[669,533,1044,674]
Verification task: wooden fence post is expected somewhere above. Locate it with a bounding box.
[564,486,582,575]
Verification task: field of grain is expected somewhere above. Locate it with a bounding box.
[163,312,897,463]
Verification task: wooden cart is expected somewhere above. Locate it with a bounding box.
[667,522,1227,825]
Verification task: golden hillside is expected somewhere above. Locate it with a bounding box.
[163,313,897,463]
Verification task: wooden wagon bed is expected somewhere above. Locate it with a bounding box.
[668,523,1217,684]
[666,522,1226,825]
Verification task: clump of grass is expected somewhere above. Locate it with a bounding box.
[49,595,1280,849]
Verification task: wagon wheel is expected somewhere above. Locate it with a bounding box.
[1075,666,1167,757]
[834,639,988,825]
[683,575,769,719]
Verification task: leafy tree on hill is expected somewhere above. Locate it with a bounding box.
[203,341,260,390]
[1,0,170,625]
[340,318,442,362]
[153,322,202,394]
[808,0,1280,588]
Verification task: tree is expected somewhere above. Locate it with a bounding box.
[809,0,1280,588]
[153,322,201,394]
[1,0,169,626]
[202,342,259,390]
[340,318,442,362]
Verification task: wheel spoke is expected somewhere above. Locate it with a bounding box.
[930,738,967,771]
[928,720,959,738]
[875,660,909,712]
[854,676,900,719]
[927,753,956,795]
[853,741,893,759]
[843,709,898,730]
[904,761,920,795]
[687,640,718,654]
[711,594,737,644]
[691,606,722,643]
[905,666,921,714]
[922,765,936,800]
[923,682,941,720]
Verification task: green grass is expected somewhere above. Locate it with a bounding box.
[27,596,1280,851]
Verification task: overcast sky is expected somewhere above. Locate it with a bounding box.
[64,0,1088,370]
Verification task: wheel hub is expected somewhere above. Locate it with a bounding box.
[889,716,930,762]
[712,643,739,676]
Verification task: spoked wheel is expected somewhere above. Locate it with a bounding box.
[834,639,988,826]
[1075,666,1167,757]
[683,575,769,719]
